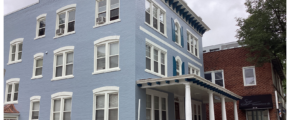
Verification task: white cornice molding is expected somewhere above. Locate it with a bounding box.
[36,13,47,20]
[94,36,120,45]
[30,96,41,101]
[6,78,20,84]
[10,38,23,45]
[93,86,119,93]
[53,46,74,54]
[56,4,77,13]
[34,53,44,58]
[51,92,73,99]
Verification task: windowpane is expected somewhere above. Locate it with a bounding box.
[188,67,191,74]
[262,110,268,120]
[155,110,159,120]
[96,110,104,120]
[56,66,63,77]
[8,85,12,93]
[176,61,179,71]
[13,93,18,101]
[153,18,157,29]
[32,111,39,119]
[160,12,164,23]
[145,0,150,13]
[36,59,43,67]
[68,21,75,32]
[204,73,212,82]
[66,64,73,75]
[39,20,45,28]
[57,55,63,66]
[98,0,107,13]
[18,52,22,60]
[18,44,22,51]
[7,94,11,102]
[245,68,254,77]
[64,98,72,111]
[160,23,164,33]
[97,45,106,58]
[215,80,223,87]
[68,10,75,21]
[59,13,66,24]
[153,6,157,18]
[146,12,150,24]
[54,99,61,112]
[162,111,166,120]
[146,45,151,57]
[33,102,40,110]
[146,58,151,70]
[12,45,16,53]
[110,8,119,21]
[161,53,165,64]
[215,72,223,79]
[154,96,159,109]
[97,58,106,70]
[63,112,71,120]
[110,0,119,9]
[109,94,118,108]
[109,56,118,68]
[110,42,119,55]
[67,53,74,64]
[146,109,151,120]
[109,109,118,120]
[11,54,15,61]
[98,12,106,19]
[154,49,158,61]
[146,95,151,108]
[161,64,165,75]
[154,61,158,73]
[53,113,60,120]
[96,95,105,109]
[162,98,166,110]
[14,84,19,92]
[39,28,45,36]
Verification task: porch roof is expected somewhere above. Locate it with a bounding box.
[137,74,243,101]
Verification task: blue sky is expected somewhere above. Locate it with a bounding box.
[4,0,249,47]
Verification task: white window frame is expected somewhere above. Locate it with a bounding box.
[145,39,167,77]
[5,78,20,104]
[8,38,23,65]
[145,0,167,37]
[54,4,76,38]
[92,86,119,120]
[50,92,73,120]
[93,36,120,75]
[174,94,185,120]
[29,96,41,120]
[174,19,181,47]
[35,14,47,40]
[204,70,225,88]
[52,46,74,81]
[31,53,44,79]
[242,66,257,86]
[175,56,182,76]
[187,29,199,58]
[146,89,168,120]
[188,63,200,76]
[94,0,121,28]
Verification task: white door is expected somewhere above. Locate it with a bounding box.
[192,100,202,120]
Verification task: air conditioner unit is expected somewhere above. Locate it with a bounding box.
[56,28,64,35]
[96,17,106,24]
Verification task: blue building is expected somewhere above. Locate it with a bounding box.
[4,0,242,120]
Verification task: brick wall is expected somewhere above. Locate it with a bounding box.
[203,47,278,120]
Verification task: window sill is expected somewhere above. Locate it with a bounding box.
[93,19,121,28]
[244,84,257,87]
[31,75,43,80]
[4,101,18,105]
[187,50,200,59]
[92,67,121,75]
[145,69,166,78]
[144,22,168,38]
[34,35,45,40]
[51,75,74,81]
[7,60,22,65]
[175,42,182,48]
[54,31,76,39]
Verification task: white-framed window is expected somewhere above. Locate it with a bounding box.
[35,14,46,39]
[146,89,168,120]
[52,46,74,81]
[145,0,167,36]
[243,66,256,86]
[29,96,41,120]
[32,53,44,79]
[93,36,120,75]
[50,92,73,120]
[188,63,200,76]
[92,86,119,120]
[175,56,182,76]
[55,4,76,38]
[174,94,185,120]
[8,38,23,65]
[95,0,120,27]
[187,30,199,57]
[174,21,181,45]
[204,70,225,87]
[246,110,269,120]
[145,39,167,77]
[5,78,20,104]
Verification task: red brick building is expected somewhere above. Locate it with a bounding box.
[203,42,286,120]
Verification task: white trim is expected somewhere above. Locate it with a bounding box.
[146,89,168,120]
[53,46,74,54]
[7,60,22,65]
[186,29,198,39]
[140,26,202,66]
[186,29,199,58]
[32,53,44,79]
[35,14,46,39]
[34,53,44,58]
[8,39,23,65]
[93,19,121,28]
[53,31,76,39]
[94,36,120,45]
[145,39,167,52]
[92,67,121,75]
[92,86,119,93]
[6,78,20,84]
[50,92,73,120]
[146,89,168,98]
[34,35,46,40]
[275,91,279,109]
[10,38,24,45]
[188,62,200,76]
[145,69,166,78]
[174,19,181,46]
[30,95,41,101]
[29,96,41,120]
[150,0,166,12]
[144,22,168,38]
[175,56,182,76]
[51,92,73,99]
[5,78,20,105]
[36,13,47,20]
[51,75,74,81]
[242,66,257,86]
[56,4,77,13]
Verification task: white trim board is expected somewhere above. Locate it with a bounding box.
[140,26,202,66]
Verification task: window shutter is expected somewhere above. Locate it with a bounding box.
[173,56,176,76]
[171,18,176,42]
[182,62,185,75]
[181,26,184,47]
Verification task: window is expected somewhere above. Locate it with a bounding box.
[187,31,199,57]
[145,0,167,36]
[29,96,41,120]
[93,36,120,74]
[175,22,180,45]
[32,53,44,79]
[5,78,20,104]
[93,86,119,120]
[146,89,168,120]
[55,4,76,37]
[204,70,224,87]
[52,46,74,81]
[243,66,256,86]
[246,110,269,120]
[209,48,219,52]
[145,39,167,77]
[95,0,120,26]
[188,63,200,76]
[174,56,182,76]
[35,14,46,39]
[174,95,185,120]
[50,92,73,120]
[8,38,23,65]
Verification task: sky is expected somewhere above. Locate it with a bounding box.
[4,0,249,47]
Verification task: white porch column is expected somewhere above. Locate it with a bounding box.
[234,100,239,120]
[221,96,227,120]
[208,91,215,120]
[184,83,192,120]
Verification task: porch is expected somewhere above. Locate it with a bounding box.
[137,74,243,120]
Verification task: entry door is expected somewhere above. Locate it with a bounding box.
[192,100,202,120]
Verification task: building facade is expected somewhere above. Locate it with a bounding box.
[203,42,286,120]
